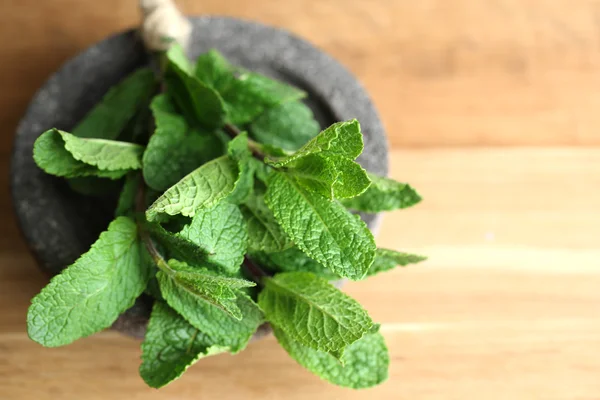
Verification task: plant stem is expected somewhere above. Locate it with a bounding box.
[135,180,175,276]
[223,123,265,159]
[223,122,241,137]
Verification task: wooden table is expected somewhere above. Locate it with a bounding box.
[2,1,600,399]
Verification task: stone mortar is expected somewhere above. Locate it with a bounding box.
[11,16,389,339]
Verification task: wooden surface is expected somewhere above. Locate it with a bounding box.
[1,1,600,399]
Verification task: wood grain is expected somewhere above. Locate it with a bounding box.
[2,149,600,399]
[3,1,600,147]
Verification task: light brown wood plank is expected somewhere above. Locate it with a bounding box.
[4,1,600,147]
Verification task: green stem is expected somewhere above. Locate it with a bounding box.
[223,123,265,159]
[135,181,175,277]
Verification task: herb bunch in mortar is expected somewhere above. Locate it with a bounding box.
[27,44,424,389]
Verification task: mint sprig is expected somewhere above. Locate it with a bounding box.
[27,44,423,389]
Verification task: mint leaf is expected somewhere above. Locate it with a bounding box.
[273,326,389,389]
[226,159,254,204]
[258,272,374,357]
[285,154,338,200]
[143,94,224,191]
[146,155,240,221]
[227,132,252,160]
[265,172,376,280]
[193,49,231,85]
[195,50,305,125]
[73,68,156,140]
[27,217,152,347]
[165,259,255,319]
[257,143,291,159]
[145,276,163,300]
[251,247,340,281]
[164,45,226,129]
[241,191,291,253]
[250,101,319,151]
[115,173,141,217]
[159,273,263,352]
[225,133,255,204]
[147,222,211,268]
[150,203,247,276]
[59,130,144,171]
[266,120,363,168]
[177,202,248,275]
[367,248,427,276]
[281,152,370,200]
[341,173,422,212]
[33,129,129,179]
[250,157,274,183]
[328,156,371,199]
[140,301,228,388]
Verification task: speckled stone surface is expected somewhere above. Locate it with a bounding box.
[11,17,389,338]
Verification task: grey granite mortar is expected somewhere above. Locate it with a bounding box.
[11,16,389,338]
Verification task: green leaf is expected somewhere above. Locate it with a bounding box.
[256,143,290,158]
[258,272,374,357]
[143,94,224,191]
[251,247,340,281]
[285,154,338,200]
[27,217,152,347]
[164,259,255,319]
[367,248,427,276]
[282,153,370,200]
[147,222,210,267]
[266,120,363,168]
[341,173,422,212]
[225,133,255,204]
[73,67,157,140]
[115,173,141,217]
[177,202,248,275]
[193,49,232,86]
[249,101,320,151]
[146,155,240,221]
[265,172,376,280]
[227,131,252,160]
[328,156,371,199]
[149,203,248,276]
[273,326,389,389]
[145,276,163,300]
[33,129,129,179]
[57,130,144,171]
[159,273,263,352]
[241,191,291,253]
[164,45,226,129]
[195,50,305,125]
[226,159,254,205]
[250,157,274,183]
[140,301,228,388]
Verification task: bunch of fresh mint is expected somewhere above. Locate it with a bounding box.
[27,44,424,389]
